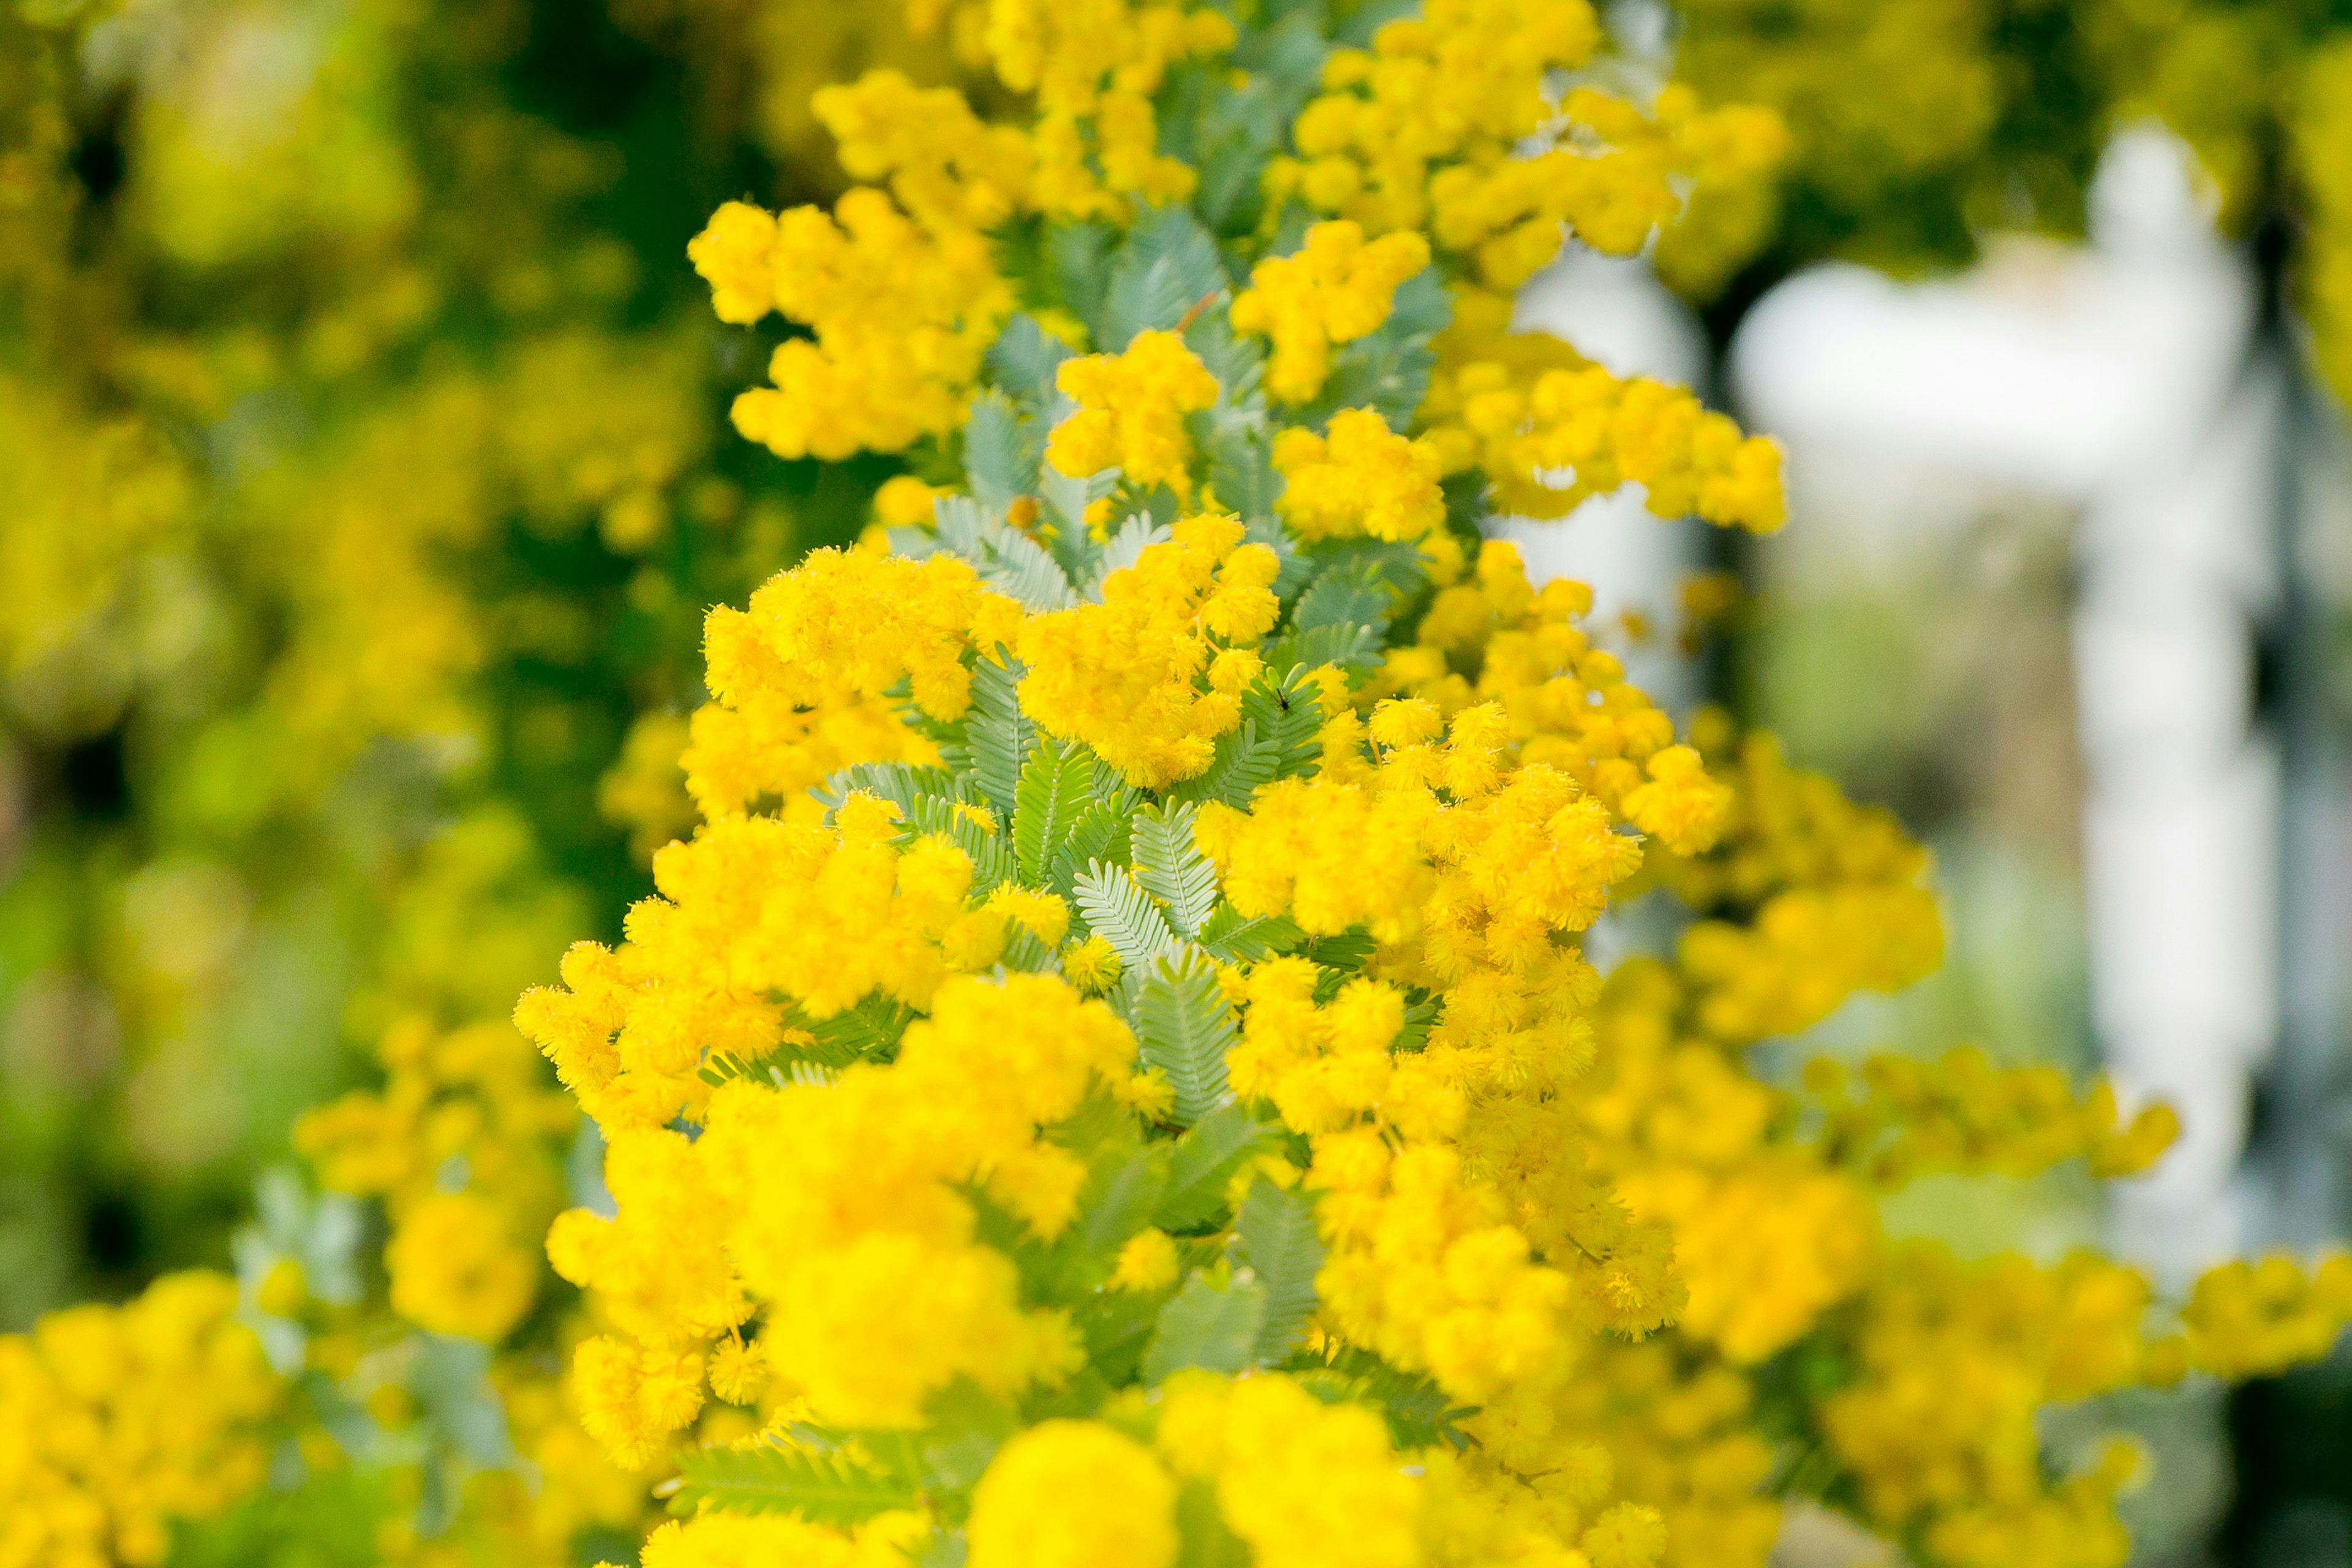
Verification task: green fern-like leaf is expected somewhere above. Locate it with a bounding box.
[1102,206,1229,350]
[1048,800,1136,901]
[962,390,1044,514]
[1140,1272,1267,1384]
[816,762,965,820]
[1013,739,1097,883]
[1300,929,1378,973]
[1132,802,1219,938]
[965,651,1036,818]
[929,497,1075,613]
[1073,862,1179,972]
[669,1442,920,1523]
[1155,1102,1272,1232]
[986,314,1074,411]
[1235,1177,1324,1363]
[1166,667,1323,810]
[1134,949,1237,1128]
[1196,904,1306,962]
[1289,558,1393,635]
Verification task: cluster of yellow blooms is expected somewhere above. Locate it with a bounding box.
[487,5,2352,1554]
[0,1274,279,1568]
[18,2,2352,1568]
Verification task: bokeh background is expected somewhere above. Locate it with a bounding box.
[12,1,2352,1564]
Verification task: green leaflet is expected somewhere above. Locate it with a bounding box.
[1289,557,1393,635]
[1132,801,1219,937]
[816,761,967,820]
[1196,903,1305,963]
[1300,929,1378,972]
[961,390,1044,516]
[669,1442,919,1523]
[919,496,1076,614]
[1141,1272,1268,1383]
[697,993,917,1087]
[1073,861,1179,971]
[1047,799,1136,901]
[1294,1347,1479,1453]
[1101,205,1229,350]
[985,312,1075,410]
[1135,949,1237,1128]
[1013,738,1098,883]
[1156,1102,1272,1232]
[1235,1177,1324,1363]
[963,651,1036,818]
[1166,666,1323,809]
[1175,1479,1253,1568]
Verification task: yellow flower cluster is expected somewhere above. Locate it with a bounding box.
[1232,222,1434,404]
[1420,297,1785,530]
[1275,2,1781,287]
[685,547,1016,818]
[1804,1048,2182,1187]
[1047,331,1224,499]
[981,0,1235,219]
[297,1016,574,1341]
[690,193,1012,459]
[1020,515,1280,783]
[0,1273,281,1568]
[1273,410,1448,545]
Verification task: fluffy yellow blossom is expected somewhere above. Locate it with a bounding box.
[386,1189,540,1341]
[968,1420,1180,1568]
[0,1274,281,1568]
[693,189,1012,459]
[1019,515,1278,785]
[1046,331,1222,497]
[1156,1372,1421,1568]
[1273,409,1447,543]
[1232,222,1432,402]
[978,0,1234,217]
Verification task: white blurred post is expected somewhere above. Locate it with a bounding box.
[1730,129,2275,1283]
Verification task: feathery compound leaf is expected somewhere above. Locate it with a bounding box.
[1266,620,1378,678]
[1132,802,1219,938]
[669,1442,920,1523]
[815,762,965,819]
[1135,949,1237,1128]
[962,390,1044,514]
[1155,1102,1272,1232]
[1104,206,1229,349]
[1048,801,1136,902]
[1289,558,1393,634]
[930,496,1076,613]
[1140,1273,1267,1384]
[1235,1177,1324,1363]
[986,314,1075,411]
[1300,929,1377,972]
[1074,862,1180,973]
[964,651,1036,817]
[1303,1347,1478,1453]
[1197,904,1306,962]
[1013,739,1098,883]
[1166,668,1323,810]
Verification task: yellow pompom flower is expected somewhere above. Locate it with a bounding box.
[968,1420,1180,1568]
[1046,330,1221,497]
[1232,221,1431,402]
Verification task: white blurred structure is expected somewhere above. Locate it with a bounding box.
[1733,128,2281,1282]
